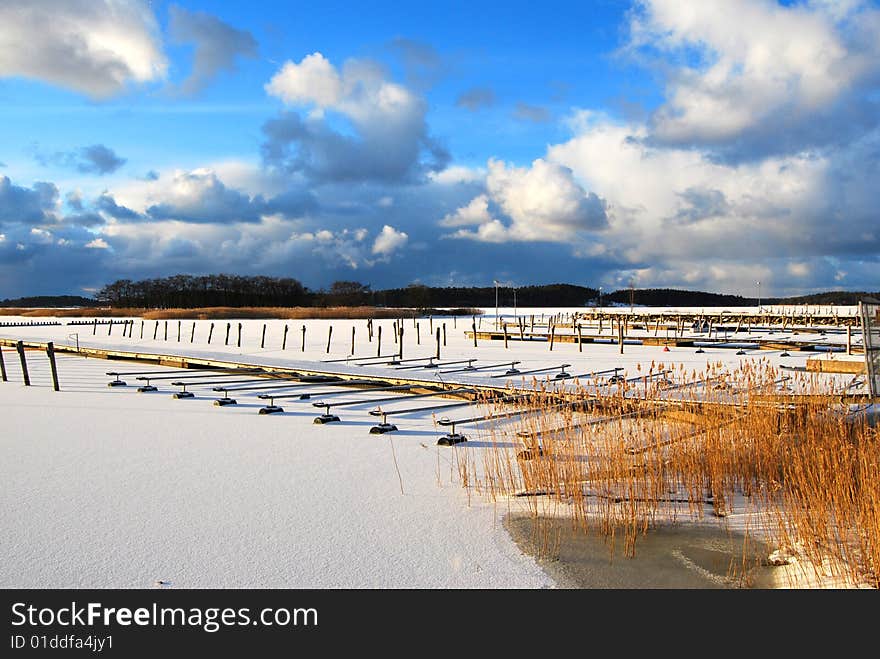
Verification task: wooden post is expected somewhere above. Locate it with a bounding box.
[164,321,168,341]
[351,326,355,355]
[377,326,382,357]
[108,319,113,336]
[177,320,181,342]
[191,322,195,343]
[503,323,508,349]
[367,319,373,342]
[416,322,420,345]
[519,317,525,341]
[618,318,624,354]
[140,320,144,339]
[398,326,404,360]
[0,345,7,382]
[326,325,333,354]
[577,323,583,352]
[429,316,433,334]
[16,341,30,386]
[442,322,447,346]
[237,323,242,348]
[435,327,441,360]
[453,316,456,329]
[472,318,478,347]
[93,318,97,335]
[46,342,59,391]
[261,324,267,349]
[208,323,214,344]
[549,324,555,351]
[225,322,231,345]
[393,321,398,344]
[530,314,535,332]
[153,321,158,340]
[282,325,288,350]
[847,324,852,355]
[301,325,306,352]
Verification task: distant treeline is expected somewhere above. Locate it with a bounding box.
[5,276,878,309]
[0,295,98,308]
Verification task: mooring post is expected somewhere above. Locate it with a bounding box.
[225,322,231,345]
[847,324,852,355]
[503,323,508,349]
[398,326,404,360]
[326,325,333,354]
[140,320,144,339]
[108,319,113,336]
[442,322,447,346]
[261,323,267,349]
[377,325,382,357]
[282,324,288,350]
[92,318,97,335]
[472,317,478,347]
[435,327,441,360]
[191,322,195,343]
[46,341,59,391]
[0,345,7,381]
[301,325,306,352]
[367,319,373,342]
[393,321,398,344]
[16,341,30,386]
[577,323,583,352]
[618,319,624,354]
[177,320,181,342]
[429,316,433,334]
[164,321,168,341]
[153,321,158,340]
[208,322,214,344]
[350,326,355,355]
[416,322,420,345]
[549,325,555,351]
[453,316,457,329]
[237,323,242,348]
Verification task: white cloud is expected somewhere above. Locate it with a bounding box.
[265,53,343,107]
[443,158,608,242]
[262,53,448,183]
[372,225,408,256]
[439,194,494,227]
[628,0,880,147]
[0,0,167,98]
[85,238,109,249]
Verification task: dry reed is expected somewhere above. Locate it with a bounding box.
[0,306,482,320]
[455,358,879,588]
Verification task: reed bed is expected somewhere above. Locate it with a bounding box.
[455,359,879,588]
[0,306,482,320]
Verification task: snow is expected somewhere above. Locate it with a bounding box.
[0,308,869,588]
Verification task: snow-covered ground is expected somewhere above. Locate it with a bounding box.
[0,308,868,588]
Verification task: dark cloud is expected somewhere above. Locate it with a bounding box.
[95,193,142,220]
[0,176,58,225]
[36,144,126,175]
[144,170,159,181]
[169,6,258,95]
[671,188,731,224]
[65,190,83,212]
[146,173,265,224]
[455,87,496,111]
[261,112,449,184]
[512,102,550,123]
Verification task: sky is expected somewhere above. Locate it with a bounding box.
[1,0,879,299]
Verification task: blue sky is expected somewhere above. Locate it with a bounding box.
[1,0,879,298]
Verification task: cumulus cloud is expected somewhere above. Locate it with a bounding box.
[0,0,167,98]
[0,176,58,226]
[456,87,496,111]
[262,53,449,183]
[145,169,267,224]
[37,144,127,175]
[444,158,608,242]
[95,193,142,220]
[169,6,258,95]
[372,225,408,256]
[627,0,880,159]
